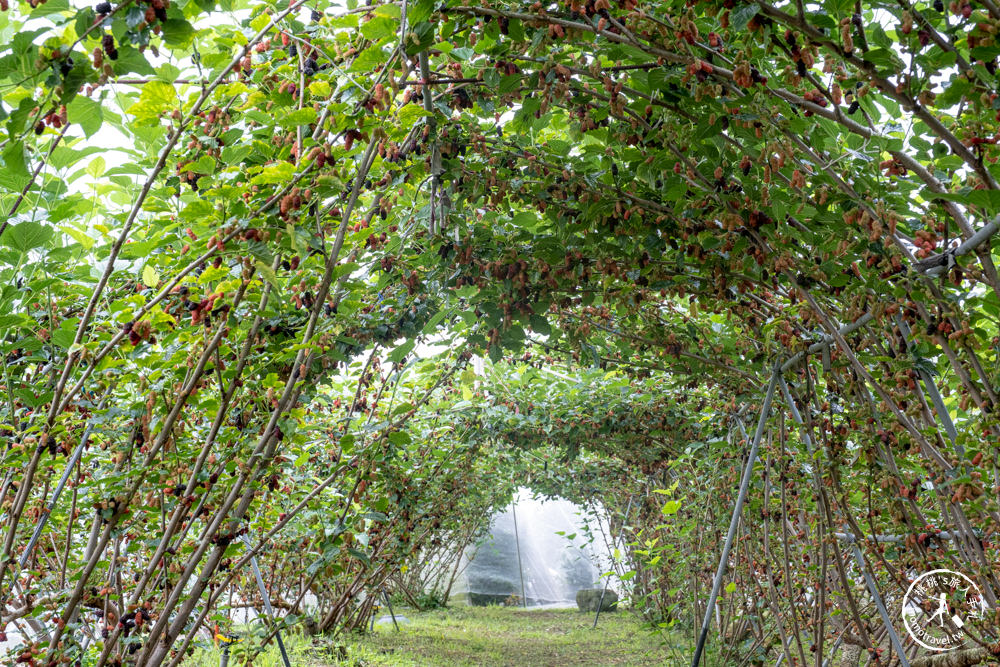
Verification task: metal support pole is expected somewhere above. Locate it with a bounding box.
[821,629,847,667]
[779,313,875,373]
[779,381,911,667]
[512,497,527,608]
[593,496,634,629]
[241,535,291,667]
[383,590,400,631]
[19,390,110,569]
[842,535,912,667]
[691,365,780,667]
[418,49,440,235]
[894,315,960,452]
[897,314,998,605]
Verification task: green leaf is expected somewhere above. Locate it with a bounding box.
[349,46,388,72]
[127,80,177,123]
[388,339,416,363]
[252,161,296,185]
[725,582,736,594]
[360,16,397,41]
[308,80,331,98]
[404,22,437,55]
[3,221,54,253]
[861,48,901,72]
[529,314,550,336]
[180,199,215,222]
[220,144,253,165]
[488,343,502,363]
[250,11,271,32]
[512,211,539,231]
[375,4,400,18]
[111,46,156,76]
[60,59,98,105]
[30,0,69,17]
[51,318,79,349]
[66,96,103,138]
[60,225,94,250]
[964,190,1000,212]
[421,310,447,334]
[188,154,216,174]
[661,500,682,515]
[75,7,97,37]
[347,547,370,564]
[0,143,30,191]
[0,315,26,331]
[729,5,758,33]
[936,77,971,108]
[156,62,183,84]
[122,238,162,258]
[86,156,106,179]
[255,261,281,291]
[933,189,1000,212]
[398,105,431,128]
[141,264,160,288]
[278,108,317,128]
[388,430,412,446]
[408,0,434,24]
[161,18,196,48]
[124,5,145,29]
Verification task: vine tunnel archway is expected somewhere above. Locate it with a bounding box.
[1,0,999,664]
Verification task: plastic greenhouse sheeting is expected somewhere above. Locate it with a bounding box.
[451,488,618,607]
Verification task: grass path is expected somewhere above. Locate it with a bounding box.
[325,606,678,666]
[184,606,692,666]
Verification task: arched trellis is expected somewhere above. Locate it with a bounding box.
[2,0,1000,665]
[454,309,1000,667]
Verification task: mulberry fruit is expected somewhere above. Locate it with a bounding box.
[102,34,118,60]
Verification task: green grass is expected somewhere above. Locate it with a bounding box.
[182,606,702,666]
[319,606,685,666]
[183,630,321,667]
